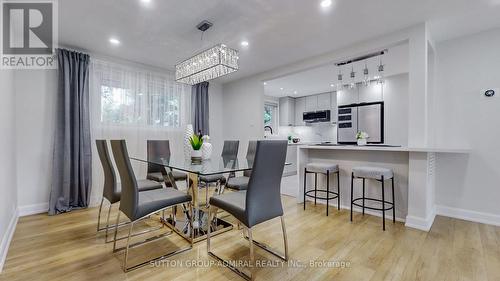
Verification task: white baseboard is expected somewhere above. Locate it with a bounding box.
[436,205,500,227]
[18,202,48,217]
[405,211,436,232]
[0,208,18,273]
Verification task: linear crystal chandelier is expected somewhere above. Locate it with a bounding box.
[175,43,239,85]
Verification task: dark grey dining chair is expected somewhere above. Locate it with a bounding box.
[225,141,257,191]
[207,140,289,280]
[199,140,239,204]
[95,140,163,242]
[146,140,189,187]
[110,140,194,272]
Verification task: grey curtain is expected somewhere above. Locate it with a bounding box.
[191,81,210,135]
[48,49,92,215]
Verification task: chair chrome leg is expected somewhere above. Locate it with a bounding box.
[281,216,289,261]
[205,182,211,208]
[123,221,135,271]
[189,202,194,245]
[117,204,193,272]
[247,228,255,280]
[207,206,211,252]
[97,198,104,232]
[242,219,288,261]
[113,211,121,252]
[104,203,113,241]
[207,206,253,280]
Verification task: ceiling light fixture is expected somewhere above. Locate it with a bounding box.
[377,56,385,84]
[280,87,284,90]
[263,82,267,85]
[175,21,239,85]
[337,66,343,91]
[241,41,249,47]
[320,0,332,8]
[363,61,370,86]
[140,0,151,3]
[109,38,121,45]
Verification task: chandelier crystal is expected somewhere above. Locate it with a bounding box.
[175,44,239,85]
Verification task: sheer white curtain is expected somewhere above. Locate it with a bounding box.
[89,59,191,204]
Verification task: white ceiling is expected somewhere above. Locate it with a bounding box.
[59,0,500,84]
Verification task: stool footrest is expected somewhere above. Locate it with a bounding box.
[352,198,394,212]
[305,189,339,200]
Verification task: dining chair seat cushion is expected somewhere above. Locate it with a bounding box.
[209,191,246,224]
[137,179,164,191]
[199,174,226,184]
[147,171,187,182]
[306,163,339,174]
[107,179,163,204]
[133,188,192,220]
[225,176,250,190]
[352,166,394,180]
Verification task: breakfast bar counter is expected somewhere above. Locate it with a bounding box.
[296,144,470,231]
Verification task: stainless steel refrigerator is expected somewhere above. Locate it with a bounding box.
[337,102,384,144]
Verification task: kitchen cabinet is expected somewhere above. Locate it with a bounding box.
[279,97,295,126]
[316,93,331,110]
[283,145,298,176]
[294,97,306,126]
[305,95,318,111]
[331,92,338,123]
[337,87,358,106]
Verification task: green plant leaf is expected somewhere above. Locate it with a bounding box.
[189,134,203,150]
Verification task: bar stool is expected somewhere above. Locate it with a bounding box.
[303,163,340,216]
[350,166,395,230]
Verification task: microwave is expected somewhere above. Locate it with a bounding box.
[303,110,331,123]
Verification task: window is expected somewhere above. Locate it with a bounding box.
[93,60,189,128]
[100,85,144,124]
[264,102,278,130]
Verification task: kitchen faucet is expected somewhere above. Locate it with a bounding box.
[264,126,273,135]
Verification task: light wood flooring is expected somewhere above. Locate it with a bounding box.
[1,195,500,281]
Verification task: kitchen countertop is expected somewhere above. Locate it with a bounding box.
[299,144,470,153]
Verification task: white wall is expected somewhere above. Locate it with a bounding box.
[0,69,18,272]
[433,28,500,221]
[222,76,264,158]
[14,70,58,214]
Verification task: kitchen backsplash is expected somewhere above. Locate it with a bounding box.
[278,123,337,143]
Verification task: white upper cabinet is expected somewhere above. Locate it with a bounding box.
[294,97,306,126]
[337,87,358,106]
[305,95,318,111]
[316,93,331,110]
[330,92,338,122]
[279,97,296,126]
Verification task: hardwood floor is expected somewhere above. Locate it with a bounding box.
[1,195,499,281]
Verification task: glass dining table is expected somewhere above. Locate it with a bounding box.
[131,155,254,243]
